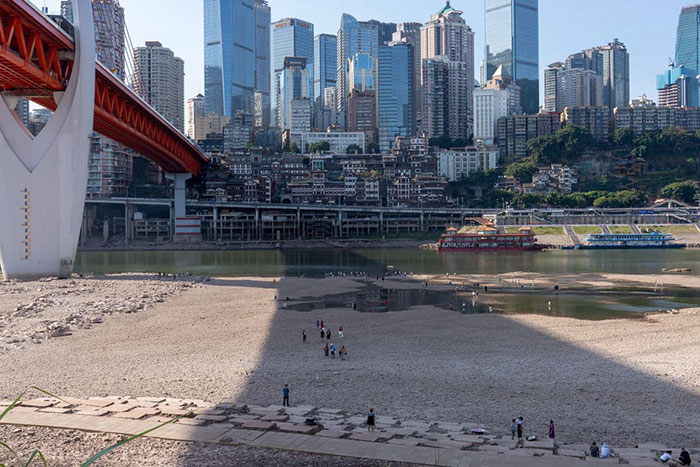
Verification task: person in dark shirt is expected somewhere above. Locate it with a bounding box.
[282,384,290,407]
[590,442,599,458]
[366,408,376,432]
[679,448,691,466]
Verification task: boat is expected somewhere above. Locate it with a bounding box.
[438,225,545,252]
[577,232,686,249]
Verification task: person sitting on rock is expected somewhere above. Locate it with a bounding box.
[589,442,599,458]
[679,448,692,465]
[659,450,673,464]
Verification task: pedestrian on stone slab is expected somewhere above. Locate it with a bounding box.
[339,326,344,337]
[340,345,347,360]
[589,442,599,458]
[548,420,555,441]
[330,343,336,358]
[510,419,516,440]
[516,417,524,447]
[282,384,290,407]
[302,330,307,342]
[324,342,329,357]
[366,409,376,432]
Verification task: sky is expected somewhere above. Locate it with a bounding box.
[41,0,689,106]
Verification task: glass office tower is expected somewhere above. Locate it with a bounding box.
[676,5,700,74]
[254,0,271,128]
[337,14,378,113]
[314,34,337,104]
[204,0,255,118]
[271,18,314,127]
[485,0,539,114]
[378,43,413,151]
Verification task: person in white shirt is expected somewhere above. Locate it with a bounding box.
[659,450,673,463]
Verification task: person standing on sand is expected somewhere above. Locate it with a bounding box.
[548,420,555,441]
[339,326,344,338]
[320,320,324,330]
[303,330,307,342]
[327,329,331,340]
[516,417,524,446]
[510,419,516,440]
[324,342,329,357]
[330,343,336,358]
[320,328,325,339]
[316,319,320,329]
[366,409,376,432]
[340,345,347,360]
[282,384,290,407]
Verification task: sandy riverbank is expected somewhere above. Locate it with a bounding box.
[1,273,699,452]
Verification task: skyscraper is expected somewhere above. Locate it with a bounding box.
[348,53,376,92]
[337,14,379,115]
[599,39,630,112]
[378,43,414,151]
[392,23,422,133]
[204,0,255,118]
[254,0,271,128]
[421,1,475,139]
[366,20,398,46]
[544,62,564,112]
[675,5,700,74]
[271,18,314,127]
[187,94,206,141]
[314,34,337,104]
[134,41,185,132]
[279,57,312,131]
[484,0,539,114]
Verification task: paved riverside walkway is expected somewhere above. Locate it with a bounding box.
[0,396,682,466]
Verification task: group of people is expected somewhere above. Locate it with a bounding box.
[509,418,556,445]
[306,319,347,360]
[324,271,367,278]
[658,449,692,465]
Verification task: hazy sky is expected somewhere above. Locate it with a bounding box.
[41,0,689,106]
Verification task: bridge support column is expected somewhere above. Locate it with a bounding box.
[166,173,199,242]
[0,0,94,280]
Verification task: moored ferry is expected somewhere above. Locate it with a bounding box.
[578,232,685,249]
[438,225,545,252]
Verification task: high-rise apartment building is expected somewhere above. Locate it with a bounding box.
[378,43,414,151]
[420,1,474,139]
[314,34,337,103]
[254,0,271,128]
[279,57,312,131]
[392,23,422,133]
[559,68,602,110]
[187,94,206,141]
[657,66,699,108]
[347,90,377,142]
[675,5,700,75]
[544,62,564,112]
[484,0,539,114]
[474,65,519,144]
[272,18,314,127]
[337,14,379,115]
[204,0,255,118]
[134,41,185,132]
[599,39,630,112]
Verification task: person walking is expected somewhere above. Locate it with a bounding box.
[302,330,307,342]
[320,328,325,339]
[282,384,290,407]
[548,420,555,442]
[324,343,329,357]
[366,409,376,432]
[340,345,347,360]
[510,419,517,440]
[320,320,324,330]
[316,319,320,329]
[326,329,331,340]
[330,343,336,358]
[339,326,344,338]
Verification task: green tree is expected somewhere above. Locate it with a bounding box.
[289,142,300,154]
[660,181,699,203]
[612,127,634,147]
[367,142,380,154]
[505,162,537,183]
[346,144,362,154]
[308,140,330,153]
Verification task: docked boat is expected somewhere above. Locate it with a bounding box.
[438,225,545,252]
[578,232,685,249]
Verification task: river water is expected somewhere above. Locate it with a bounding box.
[76,248,700,278]
[74,249,700,320]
